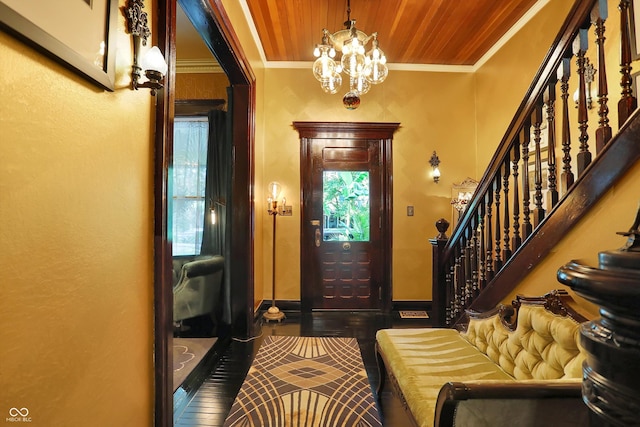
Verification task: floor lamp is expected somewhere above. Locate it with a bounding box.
[264,181,286,322]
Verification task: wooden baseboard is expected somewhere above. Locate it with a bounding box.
[257,300,431,313]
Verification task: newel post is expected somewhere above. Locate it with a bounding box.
[557,205,640,426]
[430,218,450,327]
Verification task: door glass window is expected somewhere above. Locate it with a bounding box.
[322,171,370,241]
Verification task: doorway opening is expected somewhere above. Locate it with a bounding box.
[154,0,256,425]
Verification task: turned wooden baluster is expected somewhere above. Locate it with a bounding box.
[532,102,546,227]
[575,28,592,176]
[593,0,612,153]
[445,261,453,325]
[478,200,487,290]
[558,57,575,195]
[544,81,559,208]
[494,169,503,272]
[511,138,522,251]
[502,156,512,263]
[464,227,473,307]
[485,187,494,282]
[458,238,467,309]
[618,0,638,126]
[453,244,463,318]
[451,258,458,324]
[521,121,533,240]
[470,216,479,298]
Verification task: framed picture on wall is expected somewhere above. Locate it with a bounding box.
[0,0,117,90]
[451,177,478,227]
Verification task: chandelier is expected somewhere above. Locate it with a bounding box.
[312,0,388,110]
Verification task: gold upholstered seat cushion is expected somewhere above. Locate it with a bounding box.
[461,305,585,380]
[376,328,513,427]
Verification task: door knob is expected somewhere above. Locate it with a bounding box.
[315,228,321,247]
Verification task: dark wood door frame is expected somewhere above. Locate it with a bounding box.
[155,0,256,425]
[294,122,400,314]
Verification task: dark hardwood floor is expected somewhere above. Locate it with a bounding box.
[173,310,431,426]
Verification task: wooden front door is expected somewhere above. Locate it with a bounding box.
[295,122,400,312]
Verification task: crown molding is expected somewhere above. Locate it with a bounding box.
[264,60,474,73]
[176,59,225,74]
[473,0,550,71]
[239,0,550,73]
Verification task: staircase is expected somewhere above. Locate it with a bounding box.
[431,0,640,327]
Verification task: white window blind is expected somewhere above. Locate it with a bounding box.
[172,117,208,256]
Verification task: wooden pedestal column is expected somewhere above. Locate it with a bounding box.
[557,209,640,426]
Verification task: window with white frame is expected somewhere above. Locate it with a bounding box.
[172,117,208,256]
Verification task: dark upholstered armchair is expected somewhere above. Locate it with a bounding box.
[173,255,224,324]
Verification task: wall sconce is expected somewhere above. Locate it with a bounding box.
[429,151,441,183]
[126,0,168,95]
[573,58,595,109]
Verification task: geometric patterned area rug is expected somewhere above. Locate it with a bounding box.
[223,336,382,426]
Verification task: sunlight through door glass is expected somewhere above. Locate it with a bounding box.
[322,171,370,242]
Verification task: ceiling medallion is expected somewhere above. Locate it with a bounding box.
[312,0,388,110]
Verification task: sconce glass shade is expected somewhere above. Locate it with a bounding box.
[268,181,282,201]
[429,150,441,183]
[141,46,168,75]
[433,167,441,180]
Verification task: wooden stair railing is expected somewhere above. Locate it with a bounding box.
[431,0,640,327]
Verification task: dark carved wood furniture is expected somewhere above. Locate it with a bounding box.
[434,381,586,427]
[557,209,640,426]
[376,290,591,427]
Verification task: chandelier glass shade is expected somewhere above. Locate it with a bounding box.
[312,3,388,110]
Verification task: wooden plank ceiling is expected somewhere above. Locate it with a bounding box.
[245,0,540,65]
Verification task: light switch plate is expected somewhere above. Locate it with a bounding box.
[407,206,414,216]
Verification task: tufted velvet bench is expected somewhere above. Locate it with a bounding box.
[375,290,592,426]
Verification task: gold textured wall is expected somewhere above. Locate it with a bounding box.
[474,0,575,174]
[496,0,638,307]
[218,0,476,306]
[259,68,476,302]
[175,72,229,102]
[253,0,637,307]
[0,1,154,425]
[504,161,640,316]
